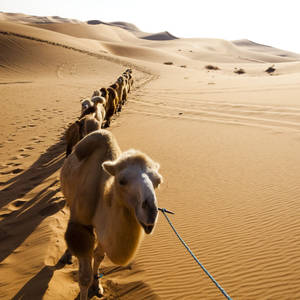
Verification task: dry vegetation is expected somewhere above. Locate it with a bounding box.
[265,65,276,74]
[205,64,220,70]
[234,68,245,74]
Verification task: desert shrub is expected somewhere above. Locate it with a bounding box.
[205,65,220,70]
[234,68,245,74]
[265,65,276,74]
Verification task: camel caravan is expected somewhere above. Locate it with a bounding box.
[65,68,134,157]
[60,68,163,299]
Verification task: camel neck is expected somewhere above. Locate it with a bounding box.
[94,177,144,265]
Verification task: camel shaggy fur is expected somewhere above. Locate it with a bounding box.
[91,96,106,123]
[92,90,100,97]
[124,69,133,92]
[109,83,121,114]
[65,98,105,157]
[116,76,128,107]
[60,130,162,299]
[65,113,102,157]
[81,99,93,114]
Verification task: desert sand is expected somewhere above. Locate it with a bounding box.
[1,12,300,299]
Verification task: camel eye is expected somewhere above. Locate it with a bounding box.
[119,178,127,186]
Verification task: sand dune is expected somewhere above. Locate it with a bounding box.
[140,31,178,41]
[0,11,82,24]
[1,11,300,300]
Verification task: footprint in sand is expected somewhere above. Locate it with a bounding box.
[20,153,30,158]
[9,156,19,161]
[25,146,34,150]
[33,140,43,144]
[28,124,36,128]
[0,168,23,175]
[12,199,26,207]
[10,168,23,174]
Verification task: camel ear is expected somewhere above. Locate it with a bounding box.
[152,171,163,188]
[154,162,160,171]
[147,166,163,188]
[102,161,117,176]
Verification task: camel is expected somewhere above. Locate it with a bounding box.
[91,90,100,97]
[79,96,106,124]
[122,71,133,94]
[65,98,105,157]
[109,83,122,113]
[65,113,101,157]
[81,99,93,114]
[60,130,163,300]
[124,69,133,92]
[91,96,106,123]
[116,76,128,108]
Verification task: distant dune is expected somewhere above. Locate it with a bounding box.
[140,31,178,41]
[1,10,300,300]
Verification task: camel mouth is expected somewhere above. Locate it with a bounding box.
[140,223,154,234]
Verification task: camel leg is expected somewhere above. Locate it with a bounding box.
[104,118,111,128]
[59,248,72,264]
[90,243,105,296]
[66,144,72,157]
[78,255,93,300]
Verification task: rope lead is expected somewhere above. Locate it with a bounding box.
[158,207,232,300]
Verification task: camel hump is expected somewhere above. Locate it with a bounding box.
[100,87,107,97]
[80,106,96,118]
[74,129,116,161]
[107,87,117,98]
[92,96,106,106]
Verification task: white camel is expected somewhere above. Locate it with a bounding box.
[60,129,163,299]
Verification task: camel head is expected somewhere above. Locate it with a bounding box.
[81,99,93,113]
[117,76,124,85]
[91,96,106,107]
[92,90,100,97]
[110,83,118,90]
[102,150,163,234]
[100,87,107,98]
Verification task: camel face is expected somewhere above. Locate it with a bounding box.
[117,166,158,234]
[81,99,93,113]
[102,150,163,235]
[117,76,124,85]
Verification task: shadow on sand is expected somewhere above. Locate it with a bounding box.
[11,258,67,300]
[0,136,66,263]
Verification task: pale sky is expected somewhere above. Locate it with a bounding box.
[1,0,300,53]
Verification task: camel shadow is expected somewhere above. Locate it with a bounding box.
[74,264,160,300]
[0,136,66,263]
[11,256,67,300]
[0,135,65,209]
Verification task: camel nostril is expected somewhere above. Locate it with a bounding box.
[142,200,148,210]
